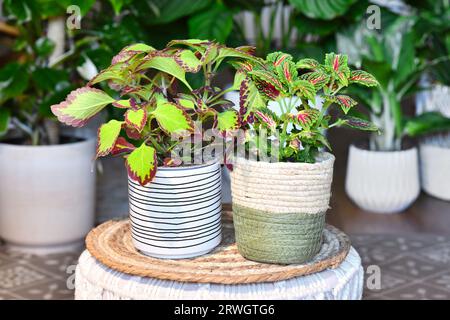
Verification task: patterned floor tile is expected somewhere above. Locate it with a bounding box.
[10,280,74,300]
[379,255,448,279]
[0,265,47,290]
[383,283,450,300]
[416,242,450,266]
[353,244,398,266]
[427,271,450,293]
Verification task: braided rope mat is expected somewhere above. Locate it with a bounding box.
[85,211,351,284]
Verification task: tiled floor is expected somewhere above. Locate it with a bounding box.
[1,233,449,300]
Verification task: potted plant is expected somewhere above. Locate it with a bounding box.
[229,51,378,264]
[0,3,98,253]
[337,12,450,213]
[411,0,450,201]
[51,39,256,259]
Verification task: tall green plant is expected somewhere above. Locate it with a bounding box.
[337,11,450,151]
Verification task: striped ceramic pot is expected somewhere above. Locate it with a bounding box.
[230,153,335,264]
[128,162,222,259]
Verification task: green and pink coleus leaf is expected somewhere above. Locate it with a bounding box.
[266,51,293,67]
[349,70,379,87]
[296,58,320,70]
[152,101,194,135]
[125,142,157,186]
[292,79,316,102]
[51,87,115,127]
[341,116,379,131]
[254,110,276,130]
[111,137,136,156]
[239,77,267,124]
[324,53,350,86]
[301,70,330,90]
[96,120,123,158]
[125,108,147,132]
[291,108,320,128]
[276,60,298,87]
[249,69,284,92]
[323,94,358,114]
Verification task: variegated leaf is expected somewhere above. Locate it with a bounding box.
[96,120,123,158]
[276,60,298,86]
[174,49,202,73]
[301,71,330,90]
[51,87,115,127]
[249,69,284,92]
[324,53,350,86]
[111,43,155,65]
[125,108,147,132]
[239,77,266,124]
[254,111,276,130]
[294,109,320,128]
[111,137,136,156]
[323,94,357,114]
[125,143,157,186]
[349,70,379,87]
[215,110,239,133]
[341,116,379,131]
[266,51,293,66]
[292,79,316,102]
[296,58,320,70]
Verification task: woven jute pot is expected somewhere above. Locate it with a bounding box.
[128,162,222,259]
[230,152,335,264]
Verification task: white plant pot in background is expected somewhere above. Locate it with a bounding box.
[420,142,450,201]
[345,145,420,214]
[128,162,222,259]
[0,137,96,254]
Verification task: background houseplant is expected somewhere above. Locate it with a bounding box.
[0,0,98,253]
[337,8,450,212]
[51,39,257,258]
[229,51,378,264]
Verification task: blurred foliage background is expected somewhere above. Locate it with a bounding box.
[0,0,449,145]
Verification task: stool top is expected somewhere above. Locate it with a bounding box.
[86,212,351,284]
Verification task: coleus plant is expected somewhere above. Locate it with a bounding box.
[233,51,379,163]
[51,40,257,185]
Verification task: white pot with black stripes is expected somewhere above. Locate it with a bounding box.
[128,162,222,259]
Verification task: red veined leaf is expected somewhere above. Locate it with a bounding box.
[324,53,350,86]
[111,137,136,156]
[341,116,379,131]
[249,69,284,92]
[254,111,276,130]
[266,51,293,66]
[301,71,330,90]
[239,77,266,125]
[292,79,316,102]
[349,70,379,87]
[125,127,141,140]
[296,58,320,70]
[294,109,320,128]
[323,94,357,114]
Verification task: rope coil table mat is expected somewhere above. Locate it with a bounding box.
[85,212,351,284]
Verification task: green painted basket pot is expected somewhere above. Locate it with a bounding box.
[230,152,335,264]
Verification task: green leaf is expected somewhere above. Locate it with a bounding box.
[405,112,450,137]
[96,120,123,157]
[35,37,55,58]
[125,143,157,186]
[3,0,38,22]
[239,78,267,123]
[349,70,379,87]
[0,63,29,102]
[216,110,239,132]
[152,101,193,134]
[288,0,357,20]
[301,70,330,90]
[276,60,298,87]
[147,0,211,25]
[0,108,11,135]
[174,49,202,72]
[294,109,320,128]
[175,97,195,110]
[267,52,293,66]
[108,0,132,15]
[324,94,358,114]
[51,87,115,127]
[138,55,192,90]
[341,116,379,132]
[188,3,233,44]
[125,108,147,132]
[32,67,69,91]
[325,53,351,86]
[249,70,284,92]
[112,99,132,109]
